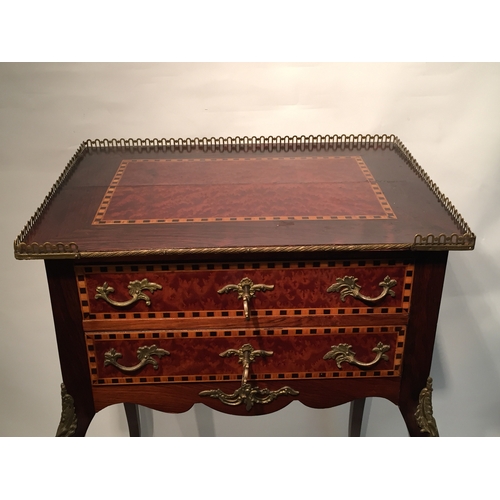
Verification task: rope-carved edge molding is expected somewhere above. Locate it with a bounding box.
[13,134,475,260]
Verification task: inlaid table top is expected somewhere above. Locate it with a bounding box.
[14,135,475,259]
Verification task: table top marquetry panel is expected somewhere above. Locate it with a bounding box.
[92,156,396,225]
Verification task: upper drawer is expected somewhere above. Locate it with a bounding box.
[76,259,414,321]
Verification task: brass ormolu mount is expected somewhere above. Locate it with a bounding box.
[415,377,439,437]
[199,343,299,411]
[217,277,274,320]
[56,383,77,437]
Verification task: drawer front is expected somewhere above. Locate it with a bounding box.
[86,325,406,386]
[76,259,414,321]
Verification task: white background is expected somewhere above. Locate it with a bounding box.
[1,61,499,439]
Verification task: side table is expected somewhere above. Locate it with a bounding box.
[14,134,475,436]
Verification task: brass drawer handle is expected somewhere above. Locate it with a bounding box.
[327,275,396,303]
[199,343,298,410]
[323,342,390,369]
[104,345,170,373]
[220,343,273,384]
[217,277,274,320]
[95,278,162,307]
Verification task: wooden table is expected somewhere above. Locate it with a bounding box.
[14,135,475,436]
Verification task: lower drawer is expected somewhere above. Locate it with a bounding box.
[86,326,406,386]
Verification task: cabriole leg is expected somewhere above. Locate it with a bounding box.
[124,403,142,437]
[348,398,366,437]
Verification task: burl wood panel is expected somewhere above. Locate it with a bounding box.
[93,157,396,224]
[77,260,414,319]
